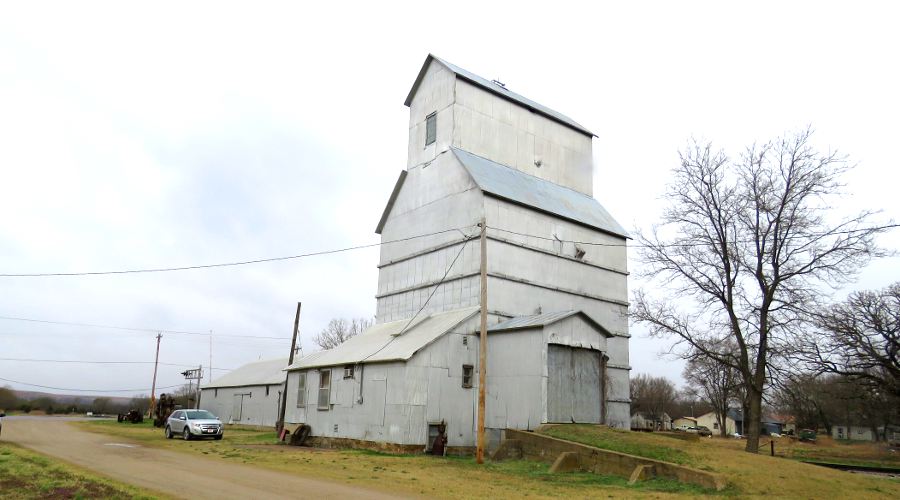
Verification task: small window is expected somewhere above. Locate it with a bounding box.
[343,365,355,379]
[296,372,307,407]
[318,370,331,410]
[425,112,436,146]
[713,422,719,429]
[462,336,468,346]
[462,365,474,388]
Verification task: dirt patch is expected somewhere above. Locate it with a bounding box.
[0,477,29,489]
[4,418,405,499]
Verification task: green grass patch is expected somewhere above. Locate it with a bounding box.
[540,424,693,465]
[0,442,161,499]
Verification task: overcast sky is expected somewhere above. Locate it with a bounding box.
[1,1,897,398]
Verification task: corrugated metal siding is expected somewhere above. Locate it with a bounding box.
[405,54,595,137]
[453,147,628,237]
[200,384,281,427]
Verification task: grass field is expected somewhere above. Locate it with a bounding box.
[77,420,714,498]
[538,425,900,498]
[78,420,900,499]
[0,441,163,499]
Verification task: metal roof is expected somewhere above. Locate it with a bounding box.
[489,310,613,338]
[203,358,288,389]
[286,307,479,370]
[452,148,629,238]
[404,54,596,137]
[375,170,407,235]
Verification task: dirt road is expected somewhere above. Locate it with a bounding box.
[3,417,406,499]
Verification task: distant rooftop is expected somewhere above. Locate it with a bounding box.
[203,358,288,389]
[405,54,596,137]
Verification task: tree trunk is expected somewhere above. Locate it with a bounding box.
[717,405,728,437]
[744,385,763,453]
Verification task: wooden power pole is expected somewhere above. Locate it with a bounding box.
[476,219,488,464]
[277,302,302,433]
[148,333,162,418]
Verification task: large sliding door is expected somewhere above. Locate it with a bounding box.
[547,345,602,423]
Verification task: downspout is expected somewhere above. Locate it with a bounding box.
[357,363,365,404]
[601,353,609,425]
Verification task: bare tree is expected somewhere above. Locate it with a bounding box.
[683,343,740,437]
[313,317,373,350]
[669,390,712,421]
[632,128,886,452]
[773,373,826,432]
[630,374,677,424]
[801,282,900,396]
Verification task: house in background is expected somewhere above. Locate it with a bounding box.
[831,424,899,442]
[284,54,630,452]
[631,411,672,431]
[698,408,784,436]
[672,416,697,430]
[832,424,876,441]
[199,358,287,427]
[696,411,737,435]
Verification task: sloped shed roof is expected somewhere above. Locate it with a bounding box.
[204,358,288,389]
[452,148,628,238]
[286,307,479,370]
[405,54,595,137]
[489,310,613,337]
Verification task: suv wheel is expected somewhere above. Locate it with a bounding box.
[183,427,192,441]
[165,426,173,439]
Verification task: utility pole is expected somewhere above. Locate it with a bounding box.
[195,364,202,409]
[476,219,488,464]
[277,302,302,433]
[180,367,203,409]
[148,333,162,418]
[209,330,213,383]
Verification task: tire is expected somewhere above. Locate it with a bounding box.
[165,426,173,439]
[214,435,223,440]
[182,427,192,441]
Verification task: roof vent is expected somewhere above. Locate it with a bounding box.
[491,79,506,88]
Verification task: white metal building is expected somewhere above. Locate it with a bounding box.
[200,358,288,427]
[285,54,630,451]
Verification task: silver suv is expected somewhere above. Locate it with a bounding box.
[165,409,223,440]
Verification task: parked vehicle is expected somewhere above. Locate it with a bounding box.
[165,409,223,441]
[695,426,712,437]
[117,409,143,423]
[798,428,817,442]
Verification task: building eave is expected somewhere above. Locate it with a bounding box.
[375,170,408,235]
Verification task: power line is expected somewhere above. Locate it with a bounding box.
[0,226,476,277]
[360,232,474,363]
[488,223,900,248]
[0,316,289,340]
[0,357,232,371]
[0,376,183,394]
